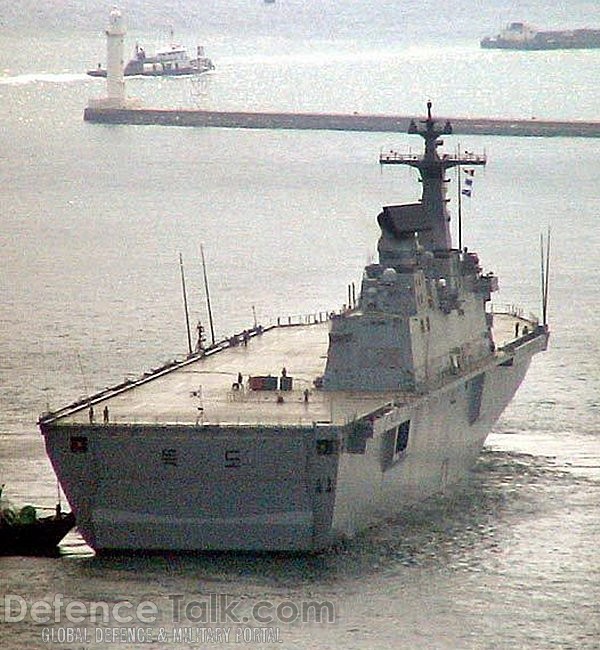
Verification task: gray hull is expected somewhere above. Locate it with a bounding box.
[42,332,544,552]
[41,104,549,552]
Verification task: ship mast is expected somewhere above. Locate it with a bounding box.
[380,101,486,251]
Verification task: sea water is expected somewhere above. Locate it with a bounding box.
[1,0,599,647]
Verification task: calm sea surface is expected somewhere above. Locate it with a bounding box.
[1,1,599,648]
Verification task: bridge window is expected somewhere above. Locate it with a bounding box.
[381,420,411,471]
[395,420,410,454]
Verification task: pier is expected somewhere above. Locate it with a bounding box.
[83,107,600,138]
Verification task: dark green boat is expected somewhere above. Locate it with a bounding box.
[0,487,75,556]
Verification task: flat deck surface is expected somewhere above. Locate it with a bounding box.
[52,312,531,427]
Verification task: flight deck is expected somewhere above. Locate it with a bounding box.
[42,311,534,429]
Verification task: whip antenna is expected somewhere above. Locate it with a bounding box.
[179,253,193,355]
[540,228,551,326]
[201,244,216,346]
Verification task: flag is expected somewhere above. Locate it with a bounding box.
[461,189,472,197]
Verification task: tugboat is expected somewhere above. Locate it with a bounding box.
[87,23,215,79]
[88,43,214,77]
[39,103,549,553]
[0,486,75,555]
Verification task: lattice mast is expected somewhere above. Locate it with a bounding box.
[380,102,486,250]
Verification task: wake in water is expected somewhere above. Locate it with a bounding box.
[0,72,89,85]
[217,42,473,68]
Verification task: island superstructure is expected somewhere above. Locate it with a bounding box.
[40,104,549,552]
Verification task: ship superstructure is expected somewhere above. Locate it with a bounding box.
[325,103,491,394]
[40,104,548,552]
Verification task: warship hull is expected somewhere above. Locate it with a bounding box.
[41,319,546,552]
[40,103,549,552]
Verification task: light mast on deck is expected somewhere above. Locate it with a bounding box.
[380,102,486,251]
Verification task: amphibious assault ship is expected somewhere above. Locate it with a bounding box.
[40,104,549,552]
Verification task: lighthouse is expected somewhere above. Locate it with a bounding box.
[88,7,132,109]
[105,7,126,105]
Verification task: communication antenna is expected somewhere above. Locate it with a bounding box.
[179,252,193,355]
[540,227,551,326]
[39,339,52,412]
[457,151,463,251]
[201,244,216,346]
[76,350,91,400]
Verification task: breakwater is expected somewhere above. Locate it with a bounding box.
[83,107,600,138]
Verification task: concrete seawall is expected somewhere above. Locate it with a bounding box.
[83,107,600,138]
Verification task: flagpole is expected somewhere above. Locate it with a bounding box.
[540,232,545,324]
[201,244,216,346]
[544,227,551,326]
[179,252,193,355]
[457,146,463,251]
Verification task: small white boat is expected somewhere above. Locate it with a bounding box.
[88,42,215,77]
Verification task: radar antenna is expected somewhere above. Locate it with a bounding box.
[380,102,486,250]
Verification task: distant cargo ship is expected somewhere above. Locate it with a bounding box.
[481,22,600,50]
[88,42,214,77]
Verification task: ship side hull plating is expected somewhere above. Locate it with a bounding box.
[331,334,541,539]
[42,332,544,552]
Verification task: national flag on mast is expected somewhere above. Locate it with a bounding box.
[461,167,476,197]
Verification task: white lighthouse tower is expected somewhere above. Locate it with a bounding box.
[105,7,126,105]
[88,7,133,109]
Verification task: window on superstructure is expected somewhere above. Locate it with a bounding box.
[395,420,410,454]
[381,420,411,471]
